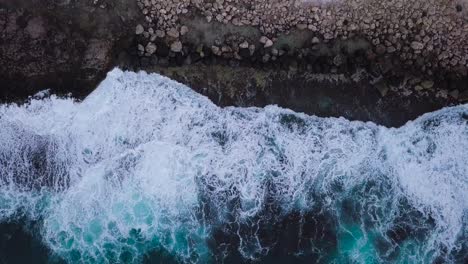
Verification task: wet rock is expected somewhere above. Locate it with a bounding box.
[449,90,459,99]
[459,90,468,102]
[375,81,389,97]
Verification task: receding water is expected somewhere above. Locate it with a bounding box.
[0,69,467,263]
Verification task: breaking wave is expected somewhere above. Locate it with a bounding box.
[0,69,467,263]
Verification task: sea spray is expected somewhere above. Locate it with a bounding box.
[0,69,466,263]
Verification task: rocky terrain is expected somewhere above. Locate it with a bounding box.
[0,0,141,101]
[1,0,467,126]
[136,0,468,76]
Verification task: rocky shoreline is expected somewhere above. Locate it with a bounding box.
[1,0,467,126]
[135,0,468,76]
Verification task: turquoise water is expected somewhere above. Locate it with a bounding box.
[0,69,466,263]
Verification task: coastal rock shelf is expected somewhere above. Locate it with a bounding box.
[0,0,467,123]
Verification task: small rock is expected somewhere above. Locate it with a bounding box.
[410,41,424,50]
[211,45,221,56]
[387,46,396,53]
[436,89,448,99]
[180,25,189,36]
[414,85,424,91]
[375,81,389,97]
[259,36,270,44]
[375,45,386,55]
[248,44,256,55]
[324,32,333,40]
[308,24,317,31]
[239,41,249,49]
[262,53,271,63]
[297,24,307,30]
[458,90,468,102]
[311,37,320,44]
[167,28,179,38]
[170,41,183,52]
[420,80,434,89]
[271,48,279,56]
[135,24,144,35]
[137,44,145,52]
[145,42,157,55]
[221,45,232,53]
[264,39,274,48]
[155,30,165,38]
[449,90,459,99]
[333,54,344,66]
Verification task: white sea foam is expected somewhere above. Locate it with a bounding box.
[0,69,466,263]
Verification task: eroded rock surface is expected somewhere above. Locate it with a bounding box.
[0,0,141,101]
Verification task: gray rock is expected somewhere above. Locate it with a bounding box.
[459,90,468,102]
[259,36,269,44]
[211,45,221,56]
[421,80,434,89]
[145,42,157,55]
[264,39,274,48]
[180,25,189,36]
[167,28,180,38]
[170,41,183,52]
[297,24,307,30]
[375,81,389,97]
[155,30,165,38]
[410,41,424,50]
[239,41,249,49]
[135,24,144,35]
[333,54,344,66]
[449,90,459,99]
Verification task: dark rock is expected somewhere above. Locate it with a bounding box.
[238,48,251,58]
[459,90,468,102]
[0,0,141,102]
[156,42,170,57]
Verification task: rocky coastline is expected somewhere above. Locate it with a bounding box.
[1,0,467,126]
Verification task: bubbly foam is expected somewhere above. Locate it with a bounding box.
[0,69,466,263]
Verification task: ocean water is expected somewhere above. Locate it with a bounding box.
[0,69,466,264]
